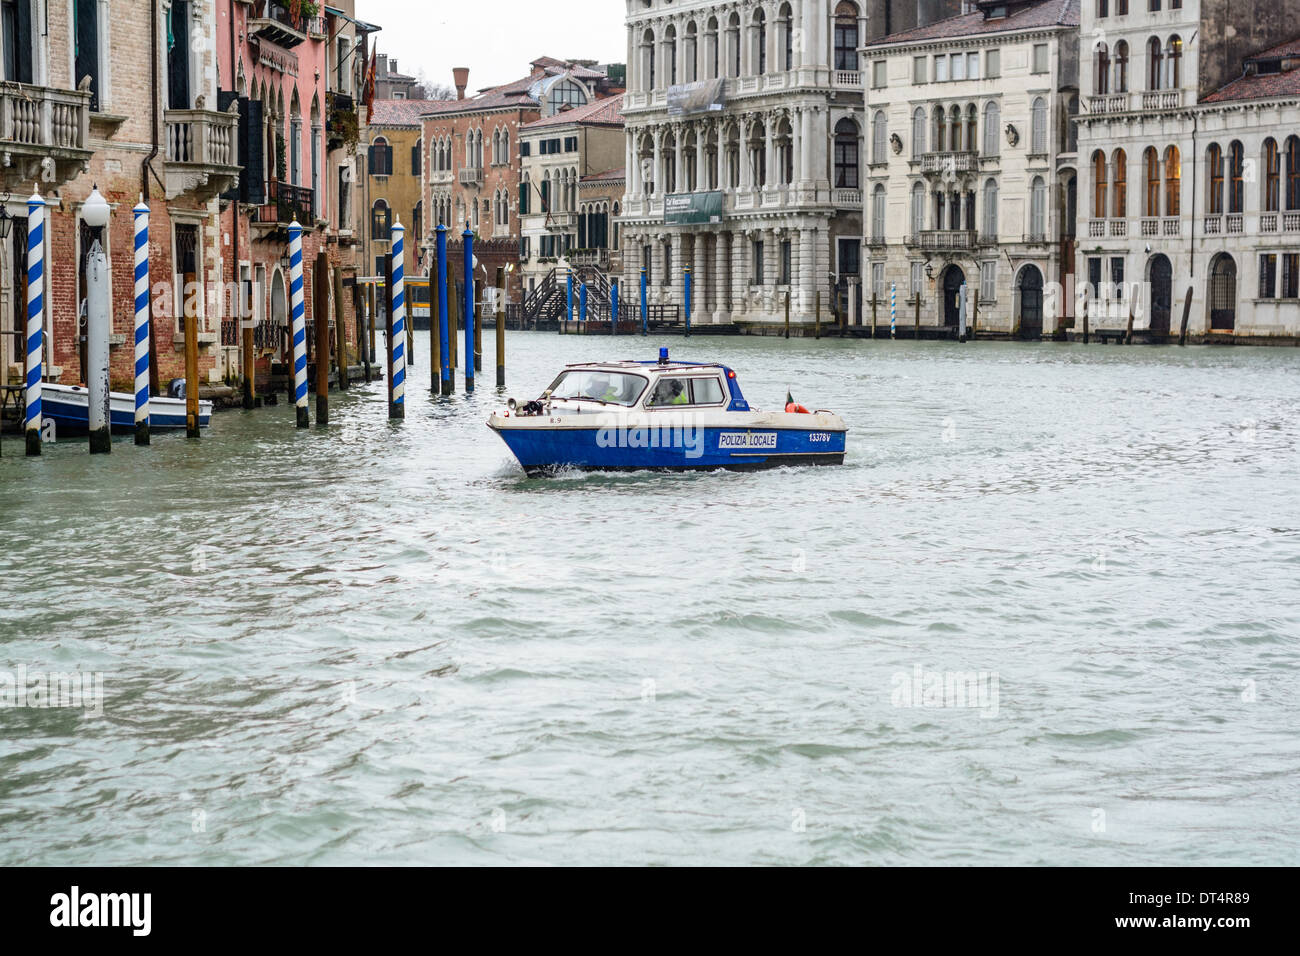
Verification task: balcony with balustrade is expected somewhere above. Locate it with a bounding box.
[249,1,310,48]
[459,167,483,185]
[0,81,92,191]
[1087,93,1132,114]
[921,151,979,176]
[164,106,241,201]
[1140,89,1183,111]
[913,230,976,251]
[255,180,315,232]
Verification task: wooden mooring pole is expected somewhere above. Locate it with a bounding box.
[333,266,348,391]
[1178,286,1193,346]
[313,250,330,425]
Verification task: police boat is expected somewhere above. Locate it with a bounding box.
[487,348,847,476]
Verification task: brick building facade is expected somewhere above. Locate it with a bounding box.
[419,57,622,304]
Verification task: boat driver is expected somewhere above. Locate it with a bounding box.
[587,373,620,403]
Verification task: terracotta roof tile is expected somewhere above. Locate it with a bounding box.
[523,93,624,130]
[863,0,1079,47]
[581,166,625,183]
[1203,34,1300,103]
[370,98,445,126]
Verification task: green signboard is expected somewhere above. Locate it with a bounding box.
[664,191,724,225]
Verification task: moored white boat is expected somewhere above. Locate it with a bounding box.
[39,383,212,434]
[487,349,847,475]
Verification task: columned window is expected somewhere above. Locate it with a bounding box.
[1093,151,1107,218]
[1113,149,1127,218]
[833,2,859,72]
[833,118,859,188]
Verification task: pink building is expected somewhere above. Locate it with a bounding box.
[214,0,374,388]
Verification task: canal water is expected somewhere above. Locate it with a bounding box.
[2,332,1298,865]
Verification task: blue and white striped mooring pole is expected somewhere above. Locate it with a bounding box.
[640,267,648,336]
[462,224,474,392]
[289,219,309,428]
[890,283,897,339]
[390,219,406,418]
[611,279,619,336]
[133,198,151,446]
[25,190,44,456]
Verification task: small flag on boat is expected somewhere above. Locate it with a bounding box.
[786,388,794,406]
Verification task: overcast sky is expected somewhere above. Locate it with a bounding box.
[357,1,626,94]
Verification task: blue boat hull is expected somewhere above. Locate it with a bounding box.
[492,425,846,475]
[40,388,211,435]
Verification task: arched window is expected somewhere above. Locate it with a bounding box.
[1030,176,1047,236]
[706,17,720,79]
[1114,41,1129,92]
[1096,42,1110,95]
[368,135,392,176]
[1144,147,1160,216]
[501,129,510,163]
[685,22,698,84]
[949,105,961,152]
[1264,138,1280,212]
[752,10,766,76]
[834,3,859,72]
[1164,146,1180,216]
[1228,141,1244,214]
[1147,37,1163,91]
[871,183,886,240]
[664,25,678,86]
[834,118,859,188]
[1113,149,1127,218]
[872,110,888,165]
[727,13,741,78]
[933,106,946,152]
[1207,143,1224,215]
[966,104,977,155]
[780,3,794,71]
[1092,151,1108,218]
[1030,97,1047,154]
[643,28,656,90]
[911,181,925,235]
[982,101,1000,156]
[912,107,926,158]
[1288,136,1300,210]
[982,178,998,237]
[1167,36,1182,89]
[371,199,390,240]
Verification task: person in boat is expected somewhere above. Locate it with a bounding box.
[585,373,621,403]
[648,378,689,406]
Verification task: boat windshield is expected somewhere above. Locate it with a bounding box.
[545,370,647,406]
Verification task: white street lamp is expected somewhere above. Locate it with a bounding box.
[83,185,111,453]
[82,185,110,229]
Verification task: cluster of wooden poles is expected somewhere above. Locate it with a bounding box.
[289,219,512,429]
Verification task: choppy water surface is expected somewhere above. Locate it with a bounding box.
[2,333,1298,865]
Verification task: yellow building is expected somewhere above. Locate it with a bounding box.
[365,99,433,278]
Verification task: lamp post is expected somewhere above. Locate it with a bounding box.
[82,186,112,454]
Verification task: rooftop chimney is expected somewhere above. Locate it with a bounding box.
[453,67,469,100]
